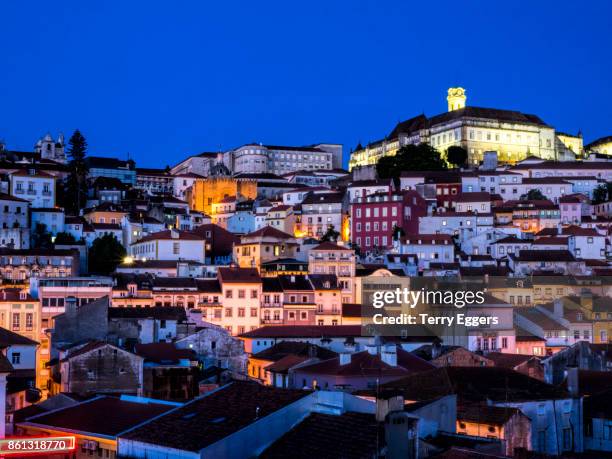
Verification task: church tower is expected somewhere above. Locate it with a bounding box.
[35,133,66,164]
[447,87,466,112]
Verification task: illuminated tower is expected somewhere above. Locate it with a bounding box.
[447,87,466,112]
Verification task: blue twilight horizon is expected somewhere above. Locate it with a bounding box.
[1,0,611,168]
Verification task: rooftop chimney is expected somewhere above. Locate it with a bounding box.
[385,412,418,459]
[376,394,404,422]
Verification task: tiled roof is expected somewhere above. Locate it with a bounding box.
[21,396,174,437]
[252,341,337,362]
[134,343,196,364]
[561,225,601,237]
[296,348,433,377]
[108,306,186,321]
[0,327,38,346]
[311,241,352,251]
[0,192,29,203]
[259,412,382,459]
[133,230,203,244]
[218,267,261,284]
[239,325,363,339]
[381,366,569,402]
[119,381,310,452]
[278,274,313,291]
[485,352,536,369]
[242,226,294,240]
[514,308,568,331]
[453,192,492,203]
[509,250,576,262]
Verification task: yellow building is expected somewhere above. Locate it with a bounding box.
[188,176,257,216]
[349,87,573,170]
[586,135,612,156]
[556,131,583,158]
[234,226,298,271]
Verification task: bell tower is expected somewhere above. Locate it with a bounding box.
[447,87,466,112]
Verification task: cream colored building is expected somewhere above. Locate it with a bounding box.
[586,136,612,156]
[349,88,580,169]
[308,242,356,303]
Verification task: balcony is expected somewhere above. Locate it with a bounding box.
[42,190,52,196]
[27,189,36,195]
[261,318,283,325]
[261,302,282,308]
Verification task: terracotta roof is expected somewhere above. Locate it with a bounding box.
[133,229,204,244]
[264,354,309,373]
[252,341,337,362]
[296,348,433,377]
[240,325,363,338]
[485,352,537,369]
[453,192,492,203]
[514,308,568,331]
[134,342,196,364]
[242,226,294,240]
[509,250,576,262]
[119,381,310,452]
[381,366,569,403]
[531,236,568,245]
[217,267,261,284]
[311,241,352,251]
[0,192,29,203]
[259,412,382,459]
[21,396,174,437]
[108,307,186,321]
[0,327,38,346]
[561,225,601,237]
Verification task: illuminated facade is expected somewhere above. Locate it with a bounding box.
[348,88,578,169]
[586,136,612,156]
[187,176,257,216]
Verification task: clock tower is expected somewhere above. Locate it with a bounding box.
[447,87,467,112]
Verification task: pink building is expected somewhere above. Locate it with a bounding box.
[351,190,426,253]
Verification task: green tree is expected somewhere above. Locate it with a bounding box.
[376,143,447,180]
[320,225,340,242]
[593,184,609,204]
[446,146,468,168]
[65,130,89,214]
[88,234,126,275]
[520,189,548,201]
[31,223,53,249]
[54,231,77,245]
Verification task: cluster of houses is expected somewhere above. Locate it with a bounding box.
[0,134,610,457]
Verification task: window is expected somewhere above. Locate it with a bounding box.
[173,242,180,255]
[11,353,20,365]
[250,308,257,317]
[251,289,258,299]
[25,313,33,331]
[238,289,245,299]
[238,308,245,317]
[12,313,20,330]
[225,289,233,298]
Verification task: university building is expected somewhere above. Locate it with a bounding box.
[348,87,583,169]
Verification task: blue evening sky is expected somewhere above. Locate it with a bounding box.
[1,1,611,168]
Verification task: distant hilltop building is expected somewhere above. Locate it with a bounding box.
[0,132,67,165]
[35,133,66,164]
[171,143,342,177]
[585,135,612,156]
[348,87,583,170]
